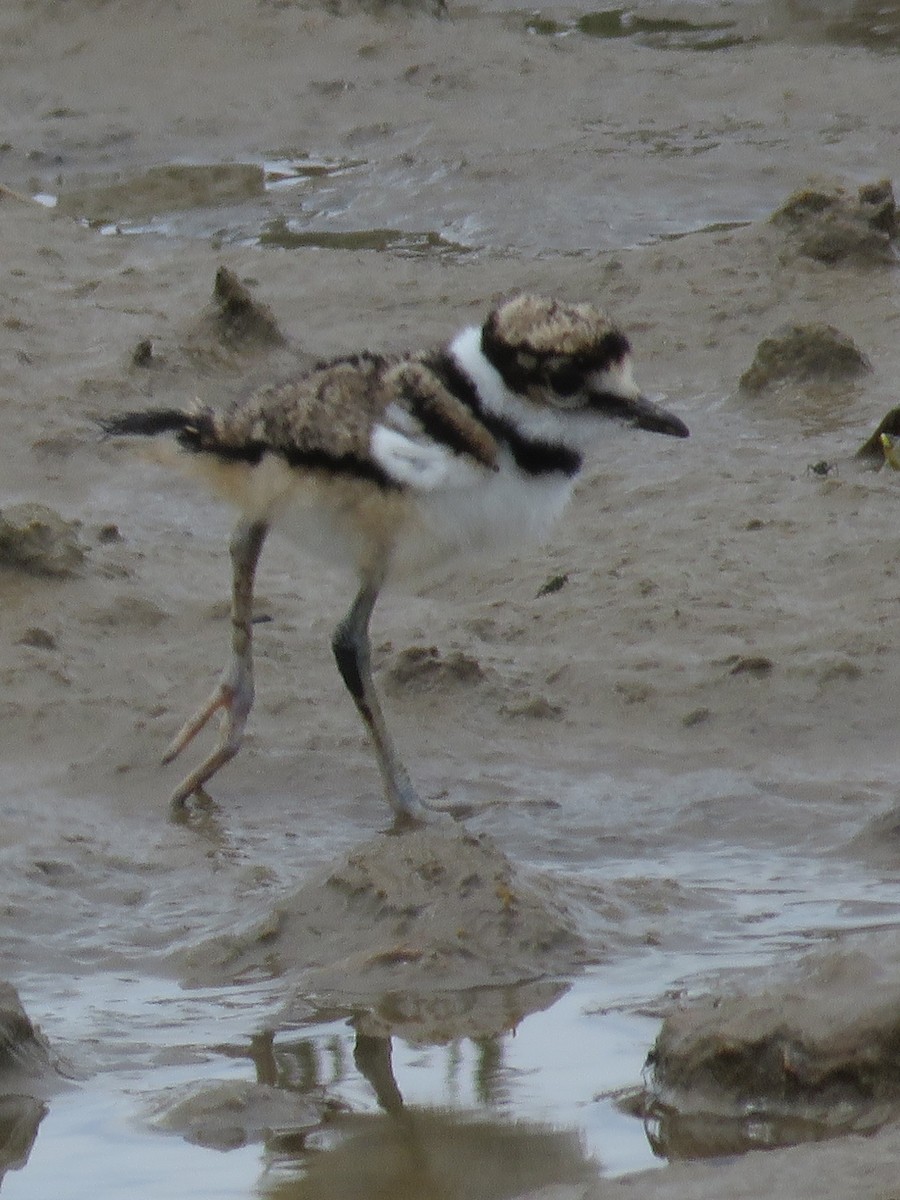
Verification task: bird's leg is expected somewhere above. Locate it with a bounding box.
[165,518,269,808]
[332,577,428,826]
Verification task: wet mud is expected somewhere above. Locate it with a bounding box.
[2,1,900,1198]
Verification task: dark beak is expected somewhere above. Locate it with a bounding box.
[590,390,689,438]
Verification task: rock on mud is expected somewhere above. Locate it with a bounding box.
[174,825,585,1042]
[0,502,85,577]
[739,324,871,393]
[772,179,898,266]
[0,983,52,1081]
[645,930,900,1140]
[0,983,54,1182]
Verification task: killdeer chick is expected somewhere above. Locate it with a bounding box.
[102,294,688,825]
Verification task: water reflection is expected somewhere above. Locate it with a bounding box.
[201,982,608,1196]
[243,1012,537,1117]
[631,1094,851,1161]
[262,1107,595,1200]
[352,1034,404,1115]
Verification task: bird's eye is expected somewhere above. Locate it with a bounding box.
[548,364,583,396]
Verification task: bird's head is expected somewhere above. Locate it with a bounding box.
[481,295,689,441]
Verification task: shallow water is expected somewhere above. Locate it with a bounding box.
[30,1,900,258]
[7,771,900,1198]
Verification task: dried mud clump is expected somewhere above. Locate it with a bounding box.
[385,644,487,691]
[645,934,900,1136]
[739,324,871,393]
[1,985,57,1181]
[208,266,286,348]
[771,179,898,266]
[0,502,86,577]
[0,983,53,1079]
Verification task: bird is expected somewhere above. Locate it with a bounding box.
[101,293,689,826]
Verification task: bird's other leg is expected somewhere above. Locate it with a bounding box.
[332,577,428,827]
[165,518,269,808]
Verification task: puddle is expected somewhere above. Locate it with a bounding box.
[6,820,900,1198]
[15,2,900,262]
[776,1,900,52]
[49,158,369,223]
[257,218,474,258]
[43,159,477,260]
[519,1,900,52]
[524,8,745,50]
[54,164,267,224]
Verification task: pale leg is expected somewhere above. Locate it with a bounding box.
[165,518,268,807]
[332,577,428,826]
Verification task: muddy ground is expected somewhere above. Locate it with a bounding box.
[2,2,900,1197]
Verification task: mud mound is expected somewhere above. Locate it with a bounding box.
[645,931,900,1138]
[0,983,55,1183]
[845,801,900,866]
[0,503,85,577]
[179,267,289,370]
[856,404,900,467]
[0,984,53,1082]
[174,825,585,1039]
[739,324,871,393]
[772,179,897,266]
[207,266,286,349]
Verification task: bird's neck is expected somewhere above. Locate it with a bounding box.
[440,327,583,479]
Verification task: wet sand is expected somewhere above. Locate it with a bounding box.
[2,1,900,1197]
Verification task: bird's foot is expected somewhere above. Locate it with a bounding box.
[163,686,231,766]
[384,781,456,833]
[164,672,253,808]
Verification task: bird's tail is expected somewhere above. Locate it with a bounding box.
[99,407,218,453]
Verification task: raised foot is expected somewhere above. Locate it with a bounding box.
[163,675,253,808]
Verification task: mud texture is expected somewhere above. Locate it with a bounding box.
[2,2,900,1197]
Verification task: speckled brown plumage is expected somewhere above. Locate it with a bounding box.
[151,348,500,480]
